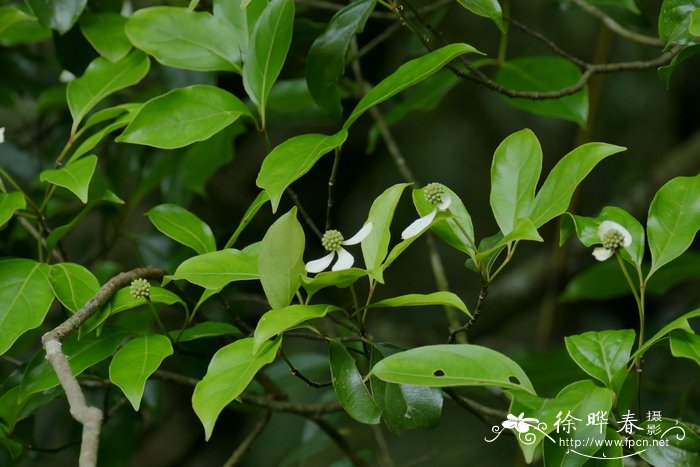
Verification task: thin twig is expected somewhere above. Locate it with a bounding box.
[448,283,488,343]
[444,389,508,425]
[287,187,323,239]
[311,416,371,467]
[326,149,341,231]
[281,349,333,388]
[222,411,272,467]
[506,17,588,67]
[569,0,664,47]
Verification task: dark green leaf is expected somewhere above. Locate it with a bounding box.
[329,341,381,424]
[565,329,635,393]
[658,0,700,45]
[213,0,267,58]
[635,418,700,465]
[26,0,86,33]
[79,12,131,62]
[669,329,700,366]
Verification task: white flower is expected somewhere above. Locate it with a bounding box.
[305,223,373,273]
[59,70,76,83]
[0,127,4,143]
[502,413,539,433]
[592,220,632,261]
[401,182,452,240]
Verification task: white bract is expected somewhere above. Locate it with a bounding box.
[401,182,452,240]
[502,413,539,433]
[0,127,4,144]
[592,220,632,261]
[305,223,373,273]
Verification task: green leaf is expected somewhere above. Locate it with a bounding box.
[659,44,700,88]
[0,192,26,228]
[382,211,452,271]
[475,218,543,260]
[370,344,535,393]
[40,154,97,203]
[369,292,471,317]
[171,322,242,343]
[20,328,128,400]
[635,418,700,466]
[658,0,700,45]
[564,329,635,393]
[26,0,86,33]
[301,268,367,296]
[146,204,217,255]
[691,7,700,35]
[165,248,259,290]
[213,0,267,58]
[647,173,700,277]
[48,263,100,313]
[68,106,140,162]
[344,43,481,129]
[253,304,340,353]
[632,308,700,360]
[455,0,504,31]
[256,131,348,212]
[117,85,251,149]
[670,329,700,366]
[79,12,131,62]
[192,336,281,440]
[490,129,542,234]
[225,191,270,248]
[306,0,376,120]
[361,183,410,281]
[0,260,53,355]
[243,0,295,128]
[0,386,60,432]
[529,143,626,228]
[495,56,588,126]
[0,5,50,46]
[67,51,150,132]
[259,207,306,309]
[109,335,173,410]
[329,341,381,424]
[125,6,241,72]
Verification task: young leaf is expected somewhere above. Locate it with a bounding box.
[213,0,267,57]
[370,344,535,393]
[79,12,131,62]
[669,330,700,367]
[109,335,174,410]
[329,341,381,424]
[0,192,26,228]
[647,173,700,277]
[192,337,281,440]
[455,0,504,31]
[165,248,259,290]
[475,218,543,260]
[125,6,241,72]
[243,0,295,128]
[48,263,100,313]
[26,0,86,33]
[67,51,150,132]
[369,292,471,318]
[344,43,481,129]
[117,85,251,149]
[253,304,340,353]
[529,143,626,228]
[146,204,217,255]
[490,129,542,235]
[259,207,305,309]
[361,183,411,282]
[0,260,53,355]
[256,131,348,212]
[306,0,376,120]
[40,154,98,203]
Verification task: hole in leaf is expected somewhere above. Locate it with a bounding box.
[509,376,520,385]
[433,369,445,377]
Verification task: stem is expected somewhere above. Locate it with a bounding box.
[615,253,641,309]
[497,0,509,63]
[426,234,465,343]
[326,148,341,231]
[222,411,271,467]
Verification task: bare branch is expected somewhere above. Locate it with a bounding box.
[223,411,272,467]
[444,389,508,425]
[311,416,372,467]
[569,0,664,47]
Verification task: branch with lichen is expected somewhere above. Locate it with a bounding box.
[41,266,164,467]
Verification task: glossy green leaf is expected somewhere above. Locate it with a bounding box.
[475,218,543,260]
[370,344,535,393]
[256,131,348,212]
[495,56,588,125]
[329,341,381,424]
[670,329,700,366]
[117,85,251,149]
[0,260,53,355]
[635,418,700,466]
[369,292,471,317]
[344,43,481,129]
[0,386,61,431]
[147,204,217,255]
[109,335,173,410]
[659,44,700,88]
[193,336,281,440]
[225,191,270,248]
[20,328,128,400]
[691,7,700,35]
[259,208,305,309]
[243,0,295,128]
[68,106,140,162]
[171,322,242,342]
[165,248,259,290]
[79,12,131,62]
[0,192,26,228]
[529,143,626,228]
[213,0,267,58]
[253,304,340,353]
[455,0,503,31]
[48,263,99,313]
[125,6,241,72]
[67,51,150,132]
[40,154,97,203]
[658,0,700,45]
[647,173,700,277]
[632,308,700,360]
[301,268,367,296]
[306,0,376,120]
[26,0,86,33]
[412,185,476,257]
[361,183,410,282]
[565,329,635,393]
[490,129,542,234]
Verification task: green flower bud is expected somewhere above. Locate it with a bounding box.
[424,182,445,206]
[321,230,344,252]
[601,229,625,250]
[130,278,151,300]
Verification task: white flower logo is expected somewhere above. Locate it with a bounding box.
[305,223,373,273]
[401,182,452,239]
[592,220,632,261]
[502,412,539,433]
